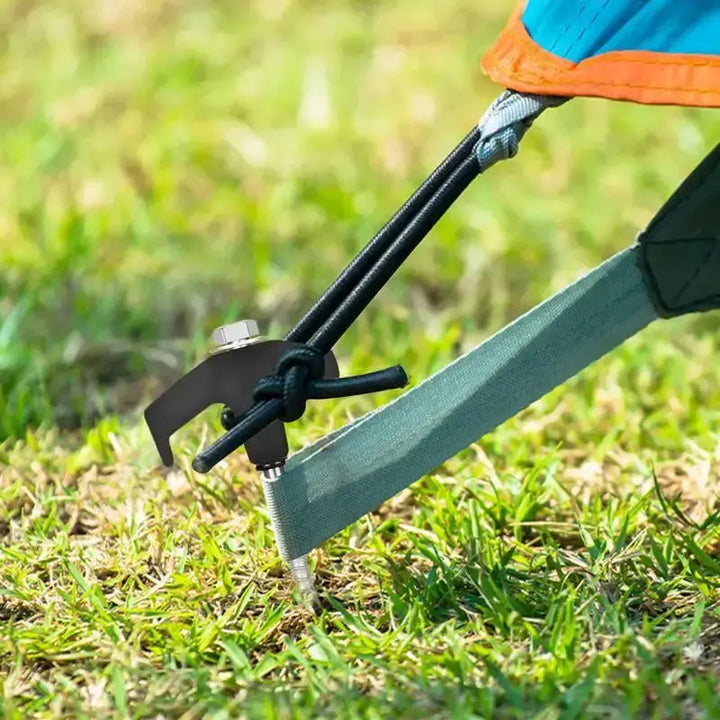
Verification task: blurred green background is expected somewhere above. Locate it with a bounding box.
[1,0,716,442]
[3,2,720,718]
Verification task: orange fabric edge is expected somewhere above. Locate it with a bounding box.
[481,1,720,108]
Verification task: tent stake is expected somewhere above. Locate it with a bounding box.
[262,465,318,604]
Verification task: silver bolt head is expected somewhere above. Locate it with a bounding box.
[211,319,260,348]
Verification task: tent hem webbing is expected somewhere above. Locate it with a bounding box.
[264,247,658,560]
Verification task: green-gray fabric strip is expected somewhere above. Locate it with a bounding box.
[264,248,658,560]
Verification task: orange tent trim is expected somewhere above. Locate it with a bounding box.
[481,1,720,108]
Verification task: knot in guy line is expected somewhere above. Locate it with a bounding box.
[252,345,410,424]
[253,346,326,422]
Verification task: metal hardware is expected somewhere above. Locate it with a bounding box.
[211,319,261,354]
[262,464,318,604]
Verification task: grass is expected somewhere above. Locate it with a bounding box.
[1,0,720,717]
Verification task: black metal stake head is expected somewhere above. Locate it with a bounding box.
[144,125,486,474]
[144,336,339,469]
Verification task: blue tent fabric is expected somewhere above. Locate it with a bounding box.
[482,0,720,107]
[523,0,720,63]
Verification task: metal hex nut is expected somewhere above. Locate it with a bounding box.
[211,319,260,348]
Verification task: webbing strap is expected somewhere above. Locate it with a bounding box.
[476,90,567,168]
[263,248,658,560]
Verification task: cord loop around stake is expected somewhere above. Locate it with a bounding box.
[253,346,326,422]
[250,343,410,425]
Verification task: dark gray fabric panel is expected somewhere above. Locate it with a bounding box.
[636,144,720,317]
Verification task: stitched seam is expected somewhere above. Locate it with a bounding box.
[568,0,613,57]
[572,56,720,68]
[489,19,720,94]
[550,0,590,56]
[504,72,720,95]
[674,294,720,309]
[672,244,717,305]
[498,56,720,94]
[507,15,720,68]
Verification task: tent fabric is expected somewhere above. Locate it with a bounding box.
[263,139,720,562]
[482,0,720,107]
[636,143,720,317]
[264,249,657,561]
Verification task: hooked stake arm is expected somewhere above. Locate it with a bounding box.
[145,90,566,475]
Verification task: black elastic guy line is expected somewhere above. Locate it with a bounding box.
[284,126,481,345]
[194,153,482,473]
[310,154,481,353]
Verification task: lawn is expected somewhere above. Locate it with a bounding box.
[1,0,720,717]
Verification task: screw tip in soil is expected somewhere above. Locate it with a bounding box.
[289,555,318,605]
